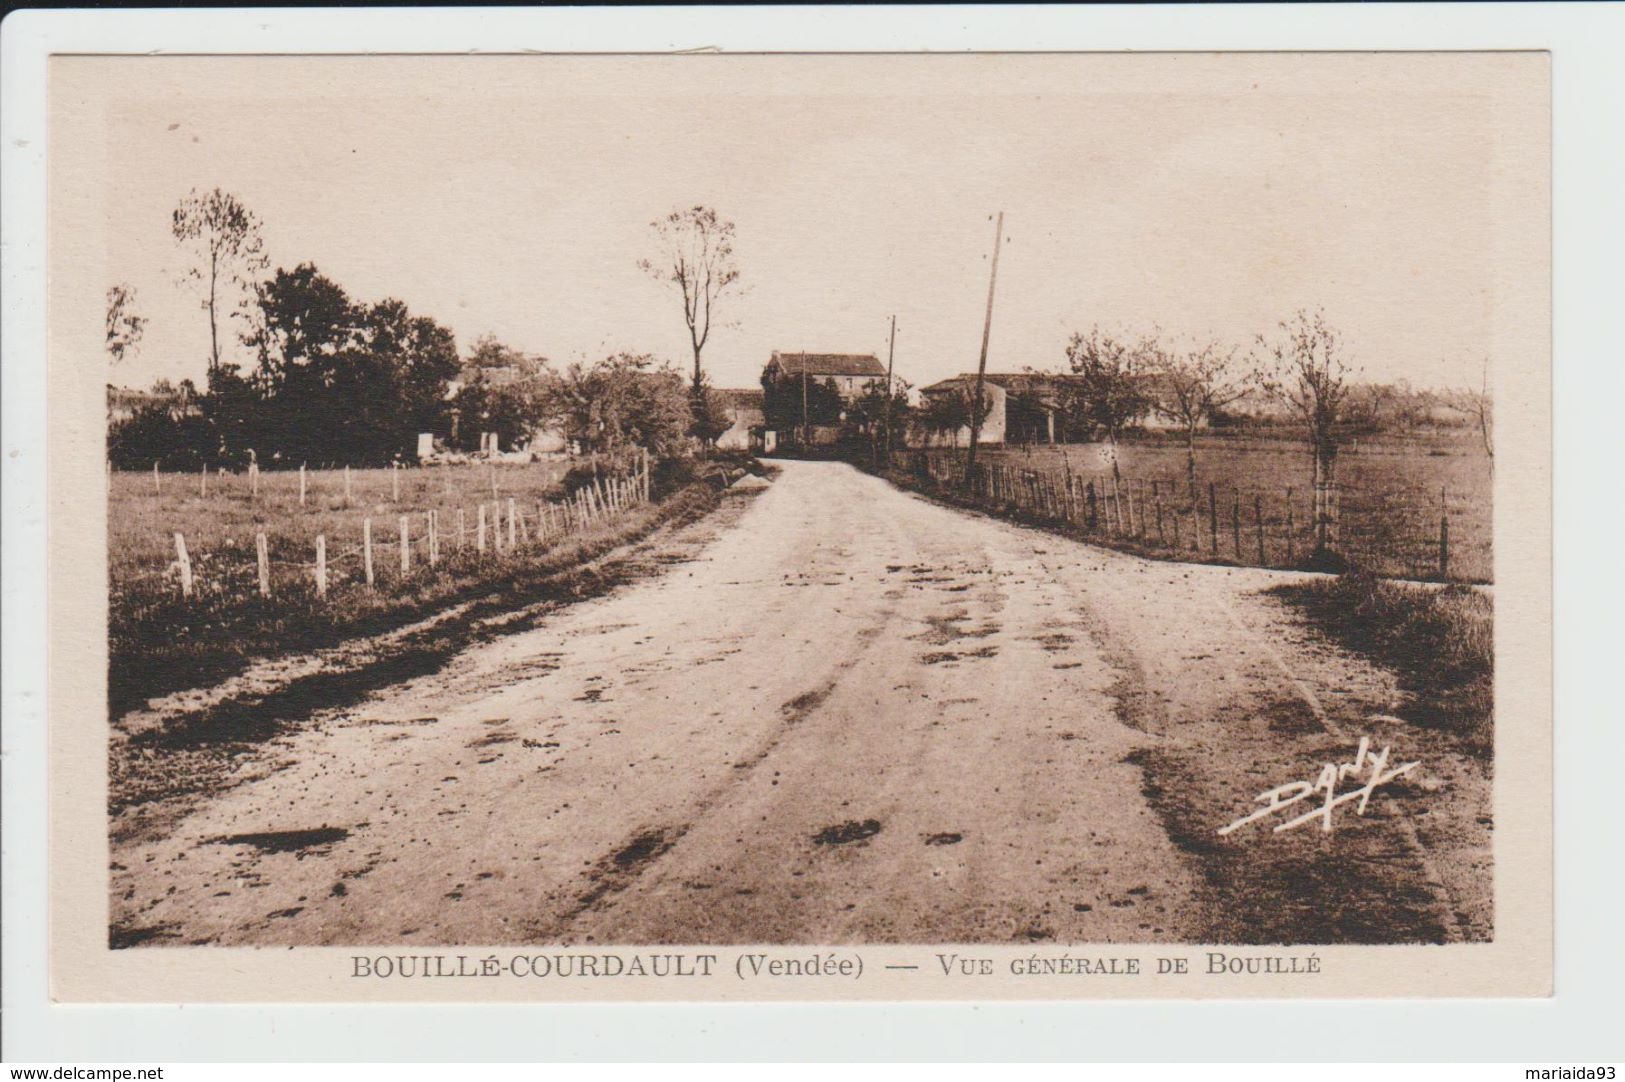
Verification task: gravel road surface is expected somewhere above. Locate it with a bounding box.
[111,460,1487,947]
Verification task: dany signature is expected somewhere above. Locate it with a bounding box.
[1218,736,1421,837]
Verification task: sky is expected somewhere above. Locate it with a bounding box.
[61,53,1546,395]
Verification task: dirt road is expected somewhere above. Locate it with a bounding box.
[111,460,1489,947]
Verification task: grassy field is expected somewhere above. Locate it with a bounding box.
[107,457,685,715]
[912,429,1492,582]
[110,460,576,585]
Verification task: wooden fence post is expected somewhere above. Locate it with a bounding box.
[392,463,400,502]
[153,460,161,494]
[363,518,375,587]
[256,532,270,597]
[344,465,352,505]
[200,463,208,498]
[1085,481,1097,530]
[1208,482,1220,554]
[1231,490,1242,559]
[489,464,498,499]
[400,515,410,574]
[315,535,328,598]
[173,532,193,598]
[428,510,438,567]
[1153,481,1165,543]
[299,464,307,506]
[1171,505,1182,549]
[250,462,259,500]
[508,497,517,549]
[1254,494,1266,565]
[477,504,487,553]
[457,507,466,551]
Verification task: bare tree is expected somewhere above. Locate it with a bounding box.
[105,283,147,365]
[171,188,268,379]
[1254,308,1355,551]
[1062,326,1152,481]
[1145,332,1247,498]
[1446,357,1494,468]
[638,206,741,396]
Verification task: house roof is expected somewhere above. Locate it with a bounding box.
[921,372,1083,396]
[716,387,765,410]
[767,352,887,379]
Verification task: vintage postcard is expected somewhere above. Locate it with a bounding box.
[48,50,1550,1002]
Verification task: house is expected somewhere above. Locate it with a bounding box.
[918,372,1085,447]
[761,352,888,399]
[759,351,892,448]
[713,388,765,451]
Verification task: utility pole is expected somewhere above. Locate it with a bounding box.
[801,367,809,450]
[963,211,1004,489]
[883,315,897,465]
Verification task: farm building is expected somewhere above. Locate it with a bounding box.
[919,373,1086,447]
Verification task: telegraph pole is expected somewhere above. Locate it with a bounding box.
[801,367,809,450]
[963,212,1004,489]
[883,315,897,465]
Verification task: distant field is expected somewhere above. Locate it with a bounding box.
[906,429,1493,582]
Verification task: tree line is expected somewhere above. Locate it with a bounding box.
[908,309,1493,494]
[107,193,744,470]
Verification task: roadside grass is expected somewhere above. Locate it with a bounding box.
[1269,571,1494,759]
[108,462,721,717]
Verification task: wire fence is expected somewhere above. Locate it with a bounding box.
[110,455,653,615]
[892,449,1490,583]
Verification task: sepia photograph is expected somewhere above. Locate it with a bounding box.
[38,48,1551,1003]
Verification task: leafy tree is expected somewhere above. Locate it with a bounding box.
[841,378,912,465]
[447,334,550,452]
[1062,326,1152,480]
[920,390,969,448]
[689,376,735,448]
[1144,332,1248,498]
[105,284,146,365]
[465,333,545,376]
[239,263,363,460]
[760,369,843,444]
[450,378,547,454]
[364,298,461,440]
[239,263,461,463]
[638,206,741,401]
[917,383,992,457]
[542,353,693,459]
[1254,308,1356,549]
[172,188,268,378]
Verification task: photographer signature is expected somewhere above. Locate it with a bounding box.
[1218,736,1421,837]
